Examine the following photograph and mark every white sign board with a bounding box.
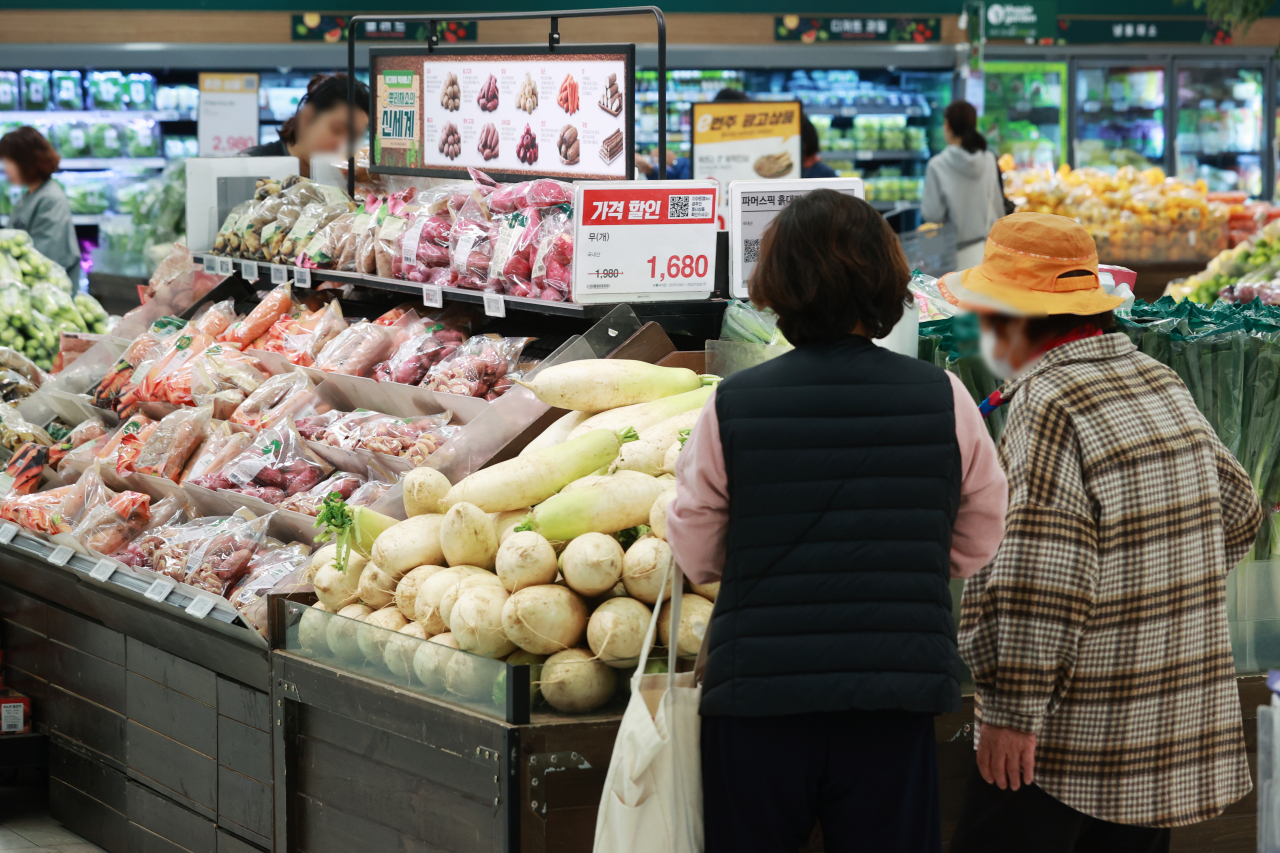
[572,180,719,303]
[728,178,866,299]
[198,73,261,157]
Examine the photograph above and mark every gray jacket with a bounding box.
[922,145,1005,249]
[10,180,79,280]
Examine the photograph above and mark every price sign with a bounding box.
[48,545,74,566]
[186,595,217,619]
[483,293,506,318]
[241,260,259,282]
[572,181,719,303]
[197,73,260,157]
[0,523,17,543]
[203,255,217,274]
[270,265,287,285]
[295,267,311,289]
[727,178,865,300]
[422,284,443,308]
[145,578,176,603]
[216,257,234,276]
[90,559,116,582]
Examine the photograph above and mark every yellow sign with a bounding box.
[199,73,260,94]
[692,101,801,146]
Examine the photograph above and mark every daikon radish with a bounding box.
[384,622,428,677]
[658,594,713,656]
[541,649,616,712]
[649,488,677,540]
[515,360,704,413]
[298,602,332,653]
[560,533,624,597]
[662,441,682,474]
[501,585,588,654]
[372,514,446,574]
[441,429,631,513]
[403,467,451,516]
[568,385,715,441]
[358,606,409,666]
[357,561,409,609]
[587,597,652,667]
[610,409,701,475]
[395,565,448,616]
[450,585,516,658]
[326,603,373,663]
[560,470,651,494]
[441,502,499,568]
[622,537,675,605]
[412,632,459,690]
[526,475,668,541]
[690,581,720,602]
[519,410,591,456]
[496,531,558,591]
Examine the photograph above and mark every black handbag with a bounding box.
[995,151,1016,216]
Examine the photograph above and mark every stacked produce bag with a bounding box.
[0,228,74,292]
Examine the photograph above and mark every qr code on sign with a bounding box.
[668,195,691,219]
[743,239,760,263]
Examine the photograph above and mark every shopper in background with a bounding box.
[637,87,750,180]
[800,115,837,179]
[0,126,79,282]
[668,189,1007,853]
[240,73,370,178]
[922,101,1005,268]
[943,212,1260,853]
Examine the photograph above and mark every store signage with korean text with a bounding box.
[1056,18,1230,44]
[691,100,801,227]
[985,2,1057,41]
[197,73,260,157]
[571,181,719,303]
[774,15,939,43]
[376,69,421,169]
[292,14,476,42]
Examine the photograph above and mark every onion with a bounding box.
[501,585,588,655]
[412,632,459,691]
[496,531,558,591]
[312,552,369,609]
[561,533,624,597]
[298,602,331,653]
[587,597,653,668]
[541,648,617,713]
[358,606,409,666]
[450,585,516,658]
[395,565,448,617]
[403,467,451,517]
[326,603,373,663]
[621,537,674,605]
[657,594,713,656]
[384,622,428,678]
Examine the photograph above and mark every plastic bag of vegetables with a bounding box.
[50,122,89,158]
[31,282,88,332]
[88,122,122,158]
[275,201,351,266]
[0,404,53,451]
[211,201,251,256]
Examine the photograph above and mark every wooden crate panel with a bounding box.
[216,677,269,732]
[127,720,218,812]
[47,638,127,714]
[49,735,127,814]
[217,765,273,840]
[127,636,218,705]
[294,791,470,853]
[47,605,126,665]
[50,777,130,853]
[46,684,126,768]
[0,583,47,634]
[128,671,218,758]
[217,827,268,853]
[4,618,49,678]
[3,662,47,719]
[218,715,271,783]
[128,779,217,853]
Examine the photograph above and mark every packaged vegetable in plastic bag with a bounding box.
[275,201,352,266]
[229,370,314,430]
[181,430,254,485]
[0,405,53,451]
[529,212,573,302]
[314,318,403,377]
[278,470,367,516]
[135,328,214,403]
[294,410,345,441]
[71,490,152,556]
[47,417,107,471]
[300,211,356,270]
[196,423,333,503]
[0,345,45,389]
[88,317,181,414]
[94,414,155,471]
[423,335,532,399]
[185,511,274,596]
[450,193,500,292]
[5,443,49,496]
[720,299,785,345]
[486,176,574,215]
[192,298,239,338]
[190,345,270,418]
[395,209,453,282]
[133,406,212,483]
[229,542,313,636]
[2,465,112,535]
[255,301,347,367]
[219,282,295,348]
[347,463,396,508]
[338,197,379,273]
[372,320,469,385]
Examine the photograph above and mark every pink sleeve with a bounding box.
[948,371,1008,579]
[667,390,728,586]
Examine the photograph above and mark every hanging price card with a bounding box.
[145,578,175,602]
[90,559,116,582]
[216,257,234,276]
[295,267,311,288]
[186,596,217,619]
[0,523,17,543]
[483,293,506,318]
[203,255,217,274]
[270,265,287,285]
[48,545,74,566]
[241,261,259,282]
[572,180,719,303]
[422,284,443,308]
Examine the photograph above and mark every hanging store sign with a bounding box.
[291,15,477,43]
[197,73,260,157]
[1056,18,1230,44]
[773,15,940,43]
[985,2,1057,41]
[691,100,802,228]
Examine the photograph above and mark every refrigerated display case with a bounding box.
[634,69,743,157]
[980,61,1067,168]
[1176,63,1265,197]
[1073,62,1165,171]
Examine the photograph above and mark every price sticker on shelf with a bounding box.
[216,257,234,276]
[0,523,17,544]
[571,181,719,303]
[185,595,217,619]
[48,545,74,566]
[145,578,175,603]
[422,284,443,309]
[295,267,311,289]
[203,255,217,274]
[483,293,506,318]
[90,559,116,582]
[241,261,259,282]
[270,265,287,285]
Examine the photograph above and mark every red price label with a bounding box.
[211,134,255,154]
[647,255,710,281]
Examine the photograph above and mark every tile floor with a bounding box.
[0,788,103,853]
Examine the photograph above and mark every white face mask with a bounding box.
[980,328,1015,380]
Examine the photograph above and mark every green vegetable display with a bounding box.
[21,71,49,111]
[0,229,72,291]
[88,122,122,158]
[720,299,787,345]
[125,73,156,110]
[51,70,83,111]
[0,284,59,371]
[87,71,125,111]
[1180,219,1280,304]
[50,122,89,158]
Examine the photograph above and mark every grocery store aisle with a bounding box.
[0,787,104,852]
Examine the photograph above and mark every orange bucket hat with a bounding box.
[939,212,1126,316]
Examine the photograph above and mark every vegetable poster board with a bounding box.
[691,100,802,229]
[370,46,634,183]
[727,177,865,299]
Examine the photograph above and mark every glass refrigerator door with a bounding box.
[1074,64,1165,171]
[980,61,1067,168]
[1176,65,1264,197]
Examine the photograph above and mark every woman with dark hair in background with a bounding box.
[0,126,79,281]
[922,100,1006,268]
[240,73,370,177]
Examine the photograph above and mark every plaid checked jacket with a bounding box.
[958,333,1262,827]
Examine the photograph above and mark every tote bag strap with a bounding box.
[634,553,683,697]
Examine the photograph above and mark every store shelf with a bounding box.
[1,110,188,122]
[850,150,929,161]
[804,104,928,118]
[1080,101,1163,114]
[59,157,167,170]
[0,215,104,226]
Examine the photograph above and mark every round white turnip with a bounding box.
[372,514,447,575]
[358,606,409,666]
[439,572,503,627]
[444,651,498,699]
[450,585,516,658]
[587,597,652,668]
[561,533,624,597]
[298,602,331,653]
[326,603,373,663]
[412,632,459,691]
[413,566,470,633]
[441,502,498,569]
[501,585,588,655]
[357,561,409,609]
[384,622,428,678]
[658,594,713,656]
[308,544,337,580]
[495,508,532,543]
[690,581,720,602]
[313,552,369,609]
[395,565,448,617]
[649,488,676,541]
[541,648,617,713]
[403,467,451,517]
[496,531,558,591]
[622,537,675,605]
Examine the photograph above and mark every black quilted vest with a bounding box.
[701,335,964,717]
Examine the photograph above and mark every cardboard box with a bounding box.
[1,688,31,734]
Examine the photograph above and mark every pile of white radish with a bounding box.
[297,359,720,715]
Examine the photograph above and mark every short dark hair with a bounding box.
[0,126,60,183]
[1023,311,1116,341]
[801,115,820,159]
[749,189,910,345]
[712,87,749,102]
[944,100,987,154]
[280,73,371,144]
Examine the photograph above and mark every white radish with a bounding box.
[298,602,331,653]
[372,514,446,575]
[658,594,713,656]
[528,475,669,541]
[358,606,409,666]
[610,409,700,475]
[450,585,516,658]
[441,429,628,513]
[690,581,720,602]
[445,651,497,698]
[439,572,503,627]
[496,531,558,591]
[412,632,459,690]
[515,359,703,413]
[568,385,714,441]
[440,502,499,569]
[541,648,617,713]
[560,533,624,597]
[326,603,373,663]
[560,470,651,493]
[414,566,470,633]
[395,565,448,617]
[313,552,369,609]
[384,622,428,678]
[357,561,408,609]
[308,544,337,580]
[587,597,652,667]
[403,467,452,516]
[662,441,682,474]
[501,585,588,655]
[622,537,675,605]
[495,508,532,543]
[649,488,676,540]
[520,410,591,456]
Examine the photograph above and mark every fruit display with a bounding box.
[438,122,460,160]
[516,124,538,165]
[558,125,580,166]
[516,72,538,114]
[1005,161,1228,264]
[476,75,498,112]
[558,74,579,115]
[477,123,499,161]
[439,72,460,111]
[1173,218,1280,304]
